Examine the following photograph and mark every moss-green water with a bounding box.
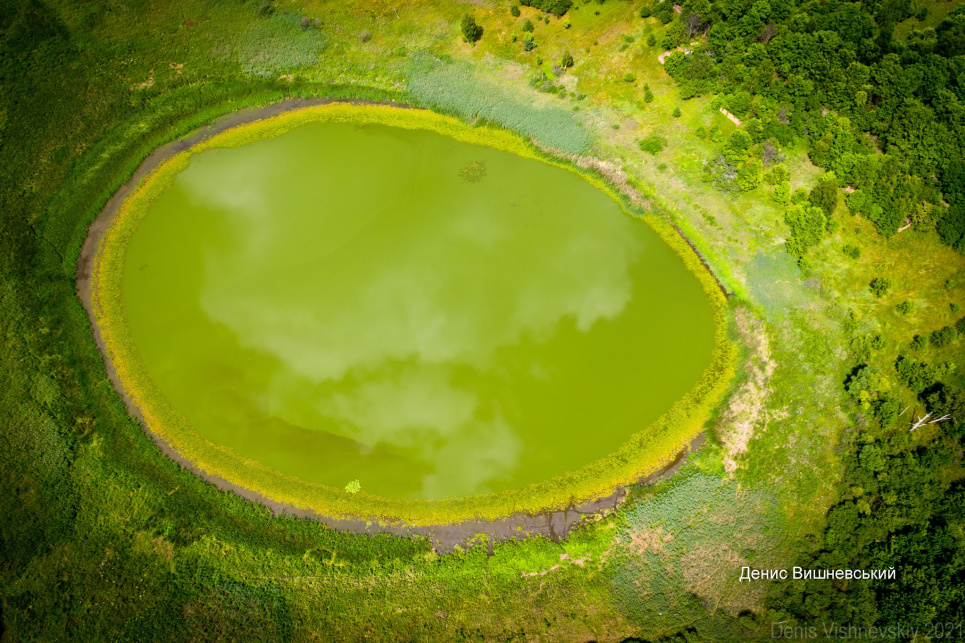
[120,121,715,499]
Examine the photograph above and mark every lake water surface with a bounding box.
[121,121,715,499]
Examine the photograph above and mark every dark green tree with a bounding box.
[870,277,892,298]
[809,179,838,217]
[931,326,957,349]
[461,14,483,42]
[519,0,572,17]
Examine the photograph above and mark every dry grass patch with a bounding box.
[716,308,778,473]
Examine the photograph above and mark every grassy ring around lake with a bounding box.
[89,103,736,526]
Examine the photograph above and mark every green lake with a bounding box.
[121,121,716,500]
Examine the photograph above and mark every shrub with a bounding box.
[842,244,860,259]
[563,19,571,28]
[345,479,361,494]
[895,356,941,394]
[784,205,827,256]
[957,316,965,335]
[951,303,962,313]
[511,4,521,17]
[896,301,913,315]
[522,18,535,31]
[774,181,791,204]
[931,326,957,348]
[624,72,636,82]
[696,126,707,139]
[560,50,574,68]
[523,33,536,50]
[809,179,838,217]
[643,84,654,102]
[519,0,572,17]
[647,33,657,46]
[736,159,763,191]
[461,14,483,42]
[672,106,682,118]
[870,277,892,297]
[765,163,790,185]
[726,91,752,118]
[639,135,666,154]
[846,365,888,409]
[661,19,686,49]
[723,129,752,166]
[640,6,652,17]
[910,334,929,350]
[520,0,573,18]
[846,189,870,215]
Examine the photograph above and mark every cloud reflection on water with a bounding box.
[182,134,642,496]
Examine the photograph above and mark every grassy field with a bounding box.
[2,0,964,640]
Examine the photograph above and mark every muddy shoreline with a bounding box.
[671,223,732,299]
[76,98,707,553]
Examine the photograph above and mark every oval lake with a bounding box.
[121,120,716,500]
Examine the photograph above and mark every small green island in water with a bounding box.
[2,0,965,639]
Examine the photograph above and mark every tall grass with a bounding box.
[611,473,788,634]
[407,55,590,156]
[234,14,329,77]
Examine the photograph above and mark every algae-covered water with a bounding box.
[121,121,715,499]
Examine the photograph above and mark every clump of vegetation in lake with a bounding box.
[458,160,487,182]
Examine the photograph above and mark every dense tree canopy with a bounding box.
[663,0,965,253]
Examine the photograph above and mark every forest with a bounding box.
[663,0,965,250]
